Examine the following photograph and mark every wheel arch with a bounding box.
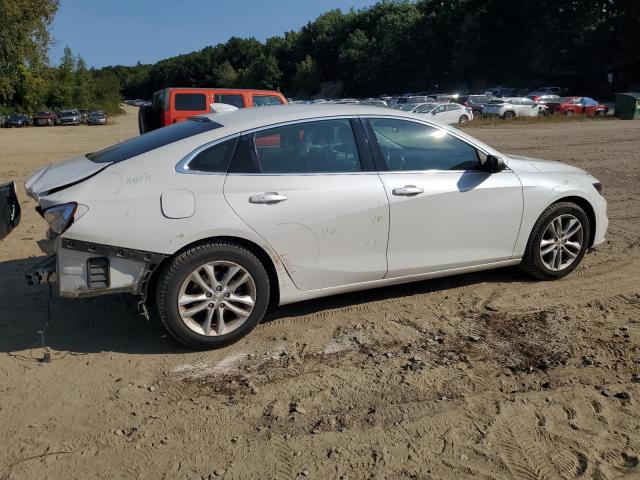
[146,235,281,311]
[551,195,597,248]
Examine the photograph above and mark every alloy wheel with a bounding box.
[177,261,256,336]
[539,214,584,271]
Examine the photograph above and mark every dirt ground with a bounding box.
[0,108,639,480]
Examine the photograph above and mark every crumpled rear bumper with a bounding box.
[25,237,167,299]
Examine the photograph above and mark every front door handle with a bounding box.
[392,185,424,196]
[249,192,288,204]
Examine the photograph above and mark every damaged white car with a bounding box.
[7,104,607,348]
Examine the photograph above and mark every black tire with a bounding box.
[503,110,515,120]
[138,105,158,134]
[458,115,469,124]
[156,242,270,349]
[520,201,590,280]
[565,110,574,117]
[595,109,606,117]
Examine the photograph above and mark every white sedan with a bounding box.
[395,102,473,124]
[482,97,540,119]
[12,104,607,348]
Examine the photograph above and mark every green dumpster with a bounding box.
[614,92,640,119]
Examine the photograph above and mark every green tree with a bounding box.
[293,55,319,97]
[214,60,238,87]
[47,46,76,109]
[0,0,58,106]
[239,53,282,89]
[73,57,96,108]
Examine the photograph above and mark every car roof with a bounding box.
[192,104,500,156]
[198,104,402,129]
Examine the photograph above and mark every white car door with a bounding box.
[224,118,389,291]
[447,104,464,123]
[430,104,448,123]
[521,98,539,117]
[364,117,523,277]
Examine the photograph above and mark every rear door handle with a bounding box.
[249,192,288,204]
[392,185,424,196]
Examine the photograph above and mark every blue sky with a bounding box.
[50,0,378,68]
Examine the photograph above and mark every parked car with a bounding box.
[411,102,473,124]
[482,97,540,119]
[87,111,107,125]
[32,111,58,127]
[394,95,435,106]
[5,113,32,127]
[462,95,491,116]
[57,109,81,126]
[528,86,563,97]
[556,97,609,117]
[13,104,607,348]
[139,88,288,134]
[486,87,518,98]
[530,94,561,104]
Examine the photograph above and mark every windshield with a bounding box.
[87,117,223,164]
[396,104,418,111]
[416,103,437,113]
[60,110,77,116]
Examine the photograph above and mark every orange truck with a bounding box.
[138,87,288,133]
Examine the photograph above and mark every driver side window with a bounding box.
[367,118,482,171]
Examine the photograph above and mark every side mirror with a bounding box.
[483,154,506,173]
[431,111,436,115]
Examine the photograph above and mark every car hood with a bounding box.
[507,154,587,174]
[24,155,111,199]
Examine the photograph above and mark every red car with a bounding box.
[555,97,608,117]
[32,111,58,126]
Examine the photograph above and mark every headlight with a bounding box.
[43,202,77,234]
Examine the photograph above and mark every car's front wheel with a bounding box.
[503,110,515,120]
[458,115,469,124]
[520,202,590,280]
[157,242,270,348]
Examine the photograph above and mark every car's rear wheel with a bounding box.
[458,115,469,124]
[595,110,606,117]
[156,242,270,349]
[503,110,515,120]
[565,110,574,117]
[520,202,590,280]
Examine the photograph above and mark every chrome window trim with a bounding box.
[176,113,502,176]
[175,133,239,175]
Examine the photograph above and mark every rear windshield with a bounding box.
[87,118,223,164]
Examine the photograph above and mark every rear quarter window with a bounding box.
[214,94,245,108]
[252,95,284,107]
[87,118,223,164]
[174,93,207,111]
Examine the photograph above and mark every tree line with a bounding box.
[1,0,638,113]
[0,0,121,114]
[106,0,639,100]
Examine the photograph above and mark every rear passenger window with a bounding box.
[231,119,361,174]
[214,94,245,108]
[252,95,283,107]
[368,118,481,171]
[188,137,238,173]
[174,93,207,111]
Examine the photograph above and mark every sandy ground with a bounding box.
[0,108,639,480]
